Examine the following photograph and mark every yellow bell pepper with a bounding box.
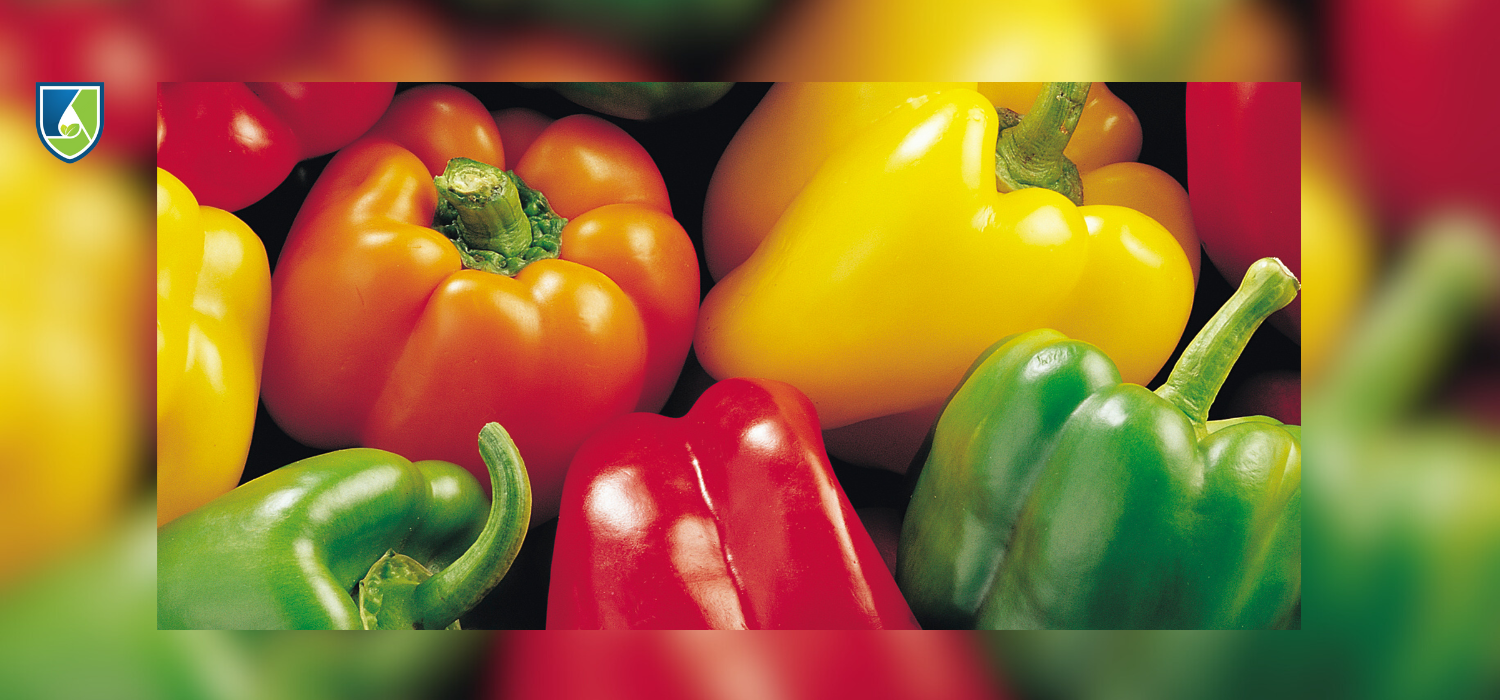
[695,89,1193,450]
[156,168,271,525]
[703,82,975,282]
[0,105,142,583]
[979,82,1200,281]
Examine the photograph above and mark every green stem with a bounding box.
[435,158,532,256]
[432,159,567,277]
[411,423,532,630]
[1316,213,1499,430]
[994,82,1091,205]
[1157,258,1300,428]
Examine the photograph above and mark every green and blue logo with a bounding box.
[37,83,103,162]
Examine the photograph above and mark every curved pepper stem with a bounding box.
[433,159,566,276]
[409,422,532,629]
[1157,258,1300,432]
[993,82,1091,205]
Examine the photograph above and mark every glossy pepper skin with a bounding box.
[156,82,396,211]
[261,84,698,527]
[1186,82,1301,339]
[981,82,1199,280]
[548,378,918,629]
[702,82,973,282]
[158,423,530,630]
[899,259,1302,630]
[156,168,270,526]
[696,87,1193,439]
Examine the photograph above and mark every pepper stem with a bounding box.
[1156,258,1300,428]
[410,422,532,630]
[432,160,567,277]
[994,82,1091,205]
[435,158,533,257]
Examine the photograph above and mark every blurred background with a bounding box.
[3,0,1499,697]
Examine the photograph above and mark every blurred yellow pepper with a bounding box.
[0,106,143,583]
[696,89,1193,455]
[156,169,270,526]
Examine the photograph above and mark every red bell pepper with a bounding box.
[156,82,396,211]
[261,84,698,527]
[489,631,1005,698]
[548,378,918,629]
[1186,82,1302,340]
[1335,0,1500,231]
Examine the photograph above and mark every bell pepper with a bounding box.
[1335,0,1499,232]
[1186,82,1302,339]
[489,632,1005,698]
[703,82,972,282]
[261,84,699,526]
[0,104,140,584]
[980,82,1200,280]
[899,258,1302,630]
[547,377,918,629]
[1300,101,1375,379]
[696,87,1194,468]
[1310,215,1500,699]
[156,168,271,526]
[158,422,530,630]
[155,82,396,211]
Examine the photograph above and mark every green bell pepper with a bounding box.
[899,258,1302,630]
[158,423,531,630]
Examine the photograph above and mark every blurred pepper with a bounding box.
[1300,100,1375,379]
[489,631,1006,698]
[1307,214,1500,699]
[156,82,396,211]
[0,105,142,584]
[548,378,918,629]
[155,168,270,526]
[1335,0,1500,231]
[1186,82,1301,340]
[261,84,698,526]
[697,87,1193,469]
[901,259,1301,629]
[158,423,530,630]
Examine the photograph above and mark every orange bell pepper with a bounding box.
[260,85,699,526]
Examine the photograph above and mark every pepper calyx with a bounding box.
[357,550,462,630]
[433,159,567,277]
[993,82,1091,205]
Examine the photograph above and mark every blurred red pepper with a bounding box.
[144,0,324,77]
[156,82,396,211]
[1186,82,1302,340]
[0,2,162,158]
[548,378,918,629]
[1335,0,1500,231]
[489,631,1005,698]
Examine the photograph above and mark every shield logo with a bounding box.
[36,82,103,163]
